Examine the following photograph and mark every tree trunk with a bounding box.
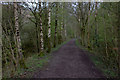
[47,2,51,53]
[39,2,44,55]
[3,29,17,70]
[94,2,98,48]
[103,9,109,65]
[35,22,40,53]
[14,2,26,69]
[59,3,64,44]
[64,23,67,40]
[87,2,91,49]
[117,2,120,77]
[54,3,58,48]
[43,3,48,50]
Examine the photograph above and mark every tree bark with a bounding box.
[94,2,98,48]
[102,9,109,65]
[47,2,51,53]
[3,28,17,70]
[87,2,91,49]
[39,2,44,54]
[35,22,40,53]
[117,2,120,77]
[14,2,26,69]
[54,3,58,48]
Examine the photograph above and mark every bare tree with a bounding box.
[54,3,58,48]
[47,2,52,52]
[39,2,44,55]
[14,2,26,68]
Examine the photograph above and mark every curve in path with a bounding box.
[33,39,104,78]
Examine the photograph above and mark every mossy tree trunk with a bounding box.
[2,28,17,70]
[117,2,120,77]
[14,2,26,69]
[47,2,51,53]
[102,9,109,66]
[94,2,98,49]
[54,3,58,48]
[39,2,44,55]
[36,22,40,53]
[43,2,48,50]
[87,2,91,49]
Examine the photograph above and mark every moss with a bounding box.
[58,34,62,45]
[38,51,45,57]
[17,54,49,78]
[47,38,51,53]
[12,60,17,71]
[10,70,15,78]
[47,45,51,53]
[19,58,28,69]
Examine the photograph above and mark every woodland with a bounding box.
[1,1,120,78]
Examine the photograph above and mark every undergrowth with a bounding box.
[75,39,117,78]
[2,39,70,78]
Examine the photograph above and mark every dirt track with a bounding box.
[33,39,105,78]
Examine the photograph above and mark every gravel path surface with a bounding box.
[33,39,104,78]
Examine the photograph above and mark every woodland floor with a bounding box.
[33,39,105,78]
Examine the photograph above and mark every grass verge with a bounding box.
[51,39,70,53]
[75,39,117,78]
[14,54,49,78]
[3,39,70,78]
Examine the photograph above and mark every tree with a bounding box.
[87,2,91,49]
[117,2,120,77]
[28,2,40,53]
[14,2,26,69]
[39,2,44,55]
[54,3,58,48]
[94,2,98,49]
[47,2,52,53]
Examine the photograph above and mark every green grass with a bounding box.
[13,40,70,78]
[75,39,117,78]
[2,53,49,78]
[2,39,70,78]
[51,39,70,53]
[89,53,117,78]
[13,54,49,78]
